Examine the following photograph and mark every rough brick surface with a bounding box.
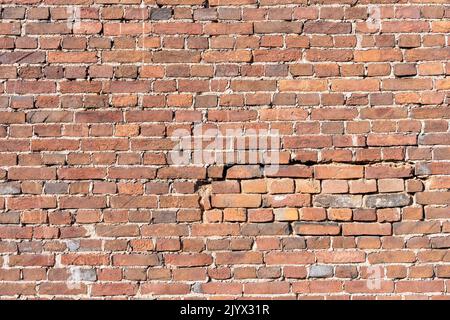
[0,0,449,299]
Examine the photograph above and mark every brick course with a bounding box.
[0,0,449,299]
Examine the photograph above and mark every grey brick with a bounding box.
[150,8,172,20]
[314,194,362,208]
[45,182,69,194]
[365,193,411,208]
[0,182,21,195]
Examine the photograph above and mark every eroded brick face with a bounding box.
[0,0,449,299]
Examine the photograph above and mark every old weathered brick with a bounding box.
[304,21,351,34]
[365,193,412,208]
[0,182,21,195]
[342,223,392,236]
[314,195,363,208]
[309,265,334,278]
[273,208,298,221]
[293,222,340,235]
[150,8,172,20]
[212,194,261,208]
[0,0,447,299]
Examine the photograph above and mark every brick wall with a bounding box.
[0,0,449,299]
